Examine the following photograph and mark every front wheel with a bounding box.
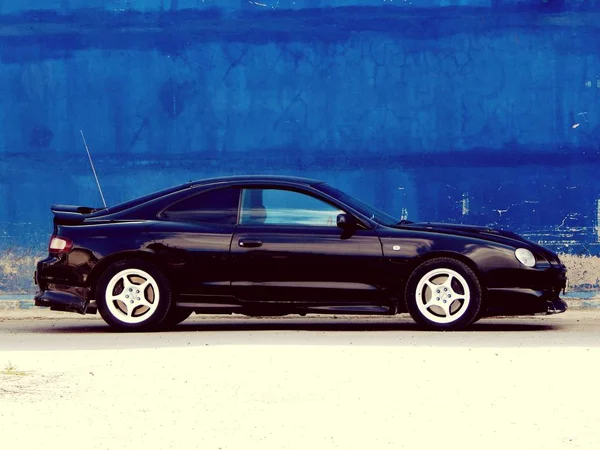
[96,259,172,331]
[405,258,482,331]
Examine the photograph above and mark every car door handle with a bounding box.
[238,239,263,248]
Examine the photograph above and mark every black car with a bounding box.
[34,175,568,331]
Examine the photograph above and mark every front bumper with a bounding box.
[546,297,568,314]
[485,287,567,316]
[484,259,568,317]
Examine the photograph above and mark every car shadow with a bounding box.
[33,316,559,334]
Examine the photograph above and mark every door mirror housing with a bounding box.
[336,213,356,230]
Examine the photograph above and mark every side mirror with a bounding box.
[336,213,355,230]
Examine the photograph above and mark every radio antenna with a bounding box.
[80,130,107,209]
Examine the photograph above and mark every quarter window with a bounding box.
[162,188,239,224]
[239,188,343,226]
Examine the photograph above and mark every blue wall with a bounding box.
[1,0,599,257]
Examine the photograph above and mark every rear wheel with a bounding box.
[96,259,172,331]
[405,258,482,331]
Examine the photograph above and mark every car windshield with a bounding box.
[318,183,400,227]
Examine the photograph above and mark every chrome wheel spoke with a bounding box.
[122,277,136,292]
[443,274,454,289]
[423,298,436,309]
[445,285,457,296]
[442,302,453,317]
[126,303,137,317]
[113,291,127,303]
[140,298,154,309]
[426,281,443,303]
[425,281,438,292]
[136,280,150,293]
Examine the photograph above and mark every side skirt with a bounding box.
[176,301,392,316]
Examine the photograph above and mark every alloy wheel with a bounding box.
[104,268,160,324]
[415,268,471,324]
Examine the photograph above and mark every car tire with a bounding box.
[405,257,482,331]
[160,308,193,329]
[96,259,172,332]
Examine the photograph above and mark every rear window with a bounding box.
[161,188,240,225]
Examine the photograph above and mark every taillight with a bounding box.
[49,236,73,254]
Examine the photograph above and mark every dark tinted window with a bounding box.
[162,188,239,224]
[240,188,342,226]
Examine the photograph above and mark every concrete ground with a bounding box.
[1,310,599,450]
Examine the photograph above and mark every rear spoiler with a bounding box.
[51,204,106,225]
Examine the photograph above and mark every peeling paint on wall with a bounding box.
[461,193,470,216]
[558,254,600,291]
[596,199,600,243]
[0,250,42,294]
[400,208,408,221]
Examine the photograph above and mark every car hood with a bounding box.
[389,222,561,263]
[399,222,528,243]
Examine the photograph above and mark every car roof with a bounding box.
[189,175,324,187]
[95,175,325,216]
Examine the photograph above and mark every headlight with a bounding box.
[515,248,536,267]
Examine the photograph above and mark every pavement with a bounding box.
[1,308,600,348]
[1,311,600,450]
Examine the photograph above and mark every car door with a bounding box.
[230,186,385,305]
[154,186,240,300]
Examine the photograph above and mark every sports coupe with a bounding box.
[34,175,568,331]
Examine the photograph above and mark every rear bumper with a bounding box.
[34,255,95,315]
[35,290,89,314]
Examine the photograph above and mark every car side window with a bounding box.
[239,188,343,226]
[162,188,240,225]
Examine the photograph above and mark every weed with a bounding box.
[1,361,28,377]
